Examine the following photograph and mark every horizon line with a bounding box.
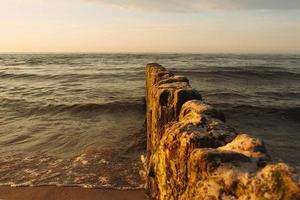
[1,51,300,55]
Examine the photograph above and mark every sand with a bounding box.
[0,186,148,200]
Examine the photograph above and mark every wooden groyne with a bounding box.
[145,63,300,200]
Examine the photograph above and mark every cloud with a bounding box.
[86,0,300,12]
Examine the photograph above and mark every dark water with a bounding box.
[0,54,299,188]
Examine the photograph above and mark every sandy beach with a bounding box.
[0,186,148,200]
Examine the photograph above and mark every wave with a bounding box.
[204,92,250,99]
[203,91,300,101]
[213,103,300,122]
[0,72,54,79]
[170,65,287,72]
[255,91,300,100]
[0,98,145,116]
[0,151,145,190]
[37,101,146,114]
[174,69,300,80]
[0,71,144,81]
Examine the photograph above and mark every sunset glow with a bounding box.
[0,0,299,53]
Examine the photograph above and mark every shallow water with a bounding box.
[0,53,299,188]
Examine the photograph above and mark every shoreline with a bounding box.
[0,186,148,200]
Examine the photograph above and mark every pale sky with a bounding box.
[0,0,300,53]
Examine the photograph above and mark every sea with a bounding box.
[0,53,299,189]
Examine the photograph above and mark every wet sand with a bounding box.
[0,186,148,200]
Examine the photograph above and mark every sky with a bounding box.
[0,0,299,53]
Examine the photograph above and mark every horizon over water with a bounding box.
[0,53,299,189]
[1,52,300,55]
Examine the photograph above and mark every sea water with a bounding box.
[0,53,299,188]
